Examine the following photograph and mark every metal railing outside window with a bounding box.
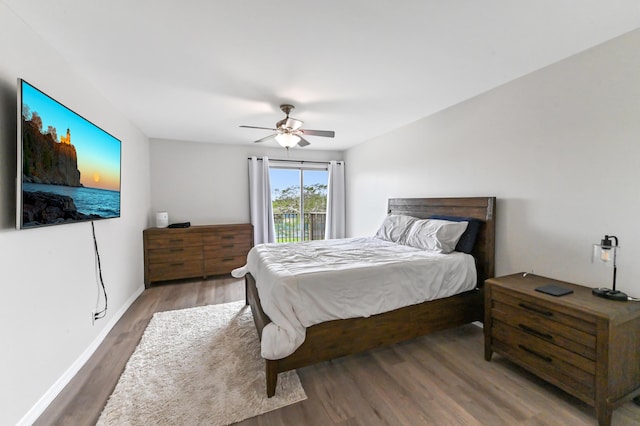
[274,212,326,243]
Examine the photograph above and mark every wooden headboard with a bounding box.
[387,197,496,284]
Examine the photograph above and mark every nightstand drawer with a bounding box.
[492,301,596,360]
[492,336,594,401]
[492,287,596,335]
[492,320,595,375]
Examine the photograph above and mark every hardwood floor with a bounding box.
[36,277,640,425]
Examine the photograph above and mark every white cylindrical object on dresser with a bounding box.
[156,211,169,228]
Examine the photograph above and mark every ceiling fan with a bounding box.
[240,104,335,148]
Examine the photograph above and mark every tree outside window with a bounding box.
[270,168,328,242]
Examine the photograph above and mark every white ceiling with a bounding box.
[5,0,640,151]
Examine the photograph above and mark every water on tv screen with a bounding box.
[17,79,121,229]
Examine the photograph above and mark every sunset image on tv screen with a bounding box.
[20,80,121,228]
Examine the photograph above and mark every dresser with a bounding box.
[143,223,253,287]
[484,273,640,426]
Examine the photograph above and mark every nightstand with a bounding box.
[484,273,640,426]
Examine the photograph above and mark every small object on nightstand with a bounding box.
[591,287,628,301]
[535,284,573,297]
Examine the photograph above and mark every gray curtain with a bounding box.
[325,160,345,239]
[248,156,276,244]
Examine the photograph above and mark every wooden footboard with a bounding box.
[246,272,483,396]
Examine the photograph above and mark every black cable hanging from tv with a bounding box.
[91,221,108,321]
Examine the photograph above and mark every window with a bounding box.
[270,164,328,243]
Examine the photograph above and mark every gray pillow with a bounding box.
[375,215,418,243]
[403,219,469,253]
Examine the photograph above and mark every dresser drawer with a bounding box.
[146,233,202,249]
[147,246,203,264]
[203,232,252,246]
[492,301,596,360]
[204,255,247,275]
[148,260,203,281]
[204,241,252,258]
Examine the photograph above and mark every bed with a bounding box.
[243,197,496,396]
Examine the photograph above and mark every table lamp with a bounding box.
[591,235,628,301]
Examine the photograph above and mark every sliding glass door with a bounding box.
[270,166,328,243]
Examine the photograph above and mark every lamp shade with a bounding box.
[275,133,301,148]
[592,236,619,264]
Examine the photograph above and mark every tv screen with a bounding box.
[17,79,121,229]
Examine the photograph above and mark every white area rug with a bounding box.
[97,301,306,425]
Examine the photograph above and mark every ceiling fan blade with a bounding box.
[240,125,278,131]
[297,137,311,147]
[254,134,277,144]
[300,129,335,138]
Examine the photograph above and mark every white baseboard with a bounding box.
[17,284,145,426]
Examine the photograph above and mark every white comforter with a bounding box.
[232,237,477,360]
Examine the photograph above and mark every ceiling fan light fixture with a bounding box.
[240,103,334,148]
[275,133,301,148]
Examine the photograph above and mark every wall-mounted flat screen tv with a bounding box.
[17,79,121,229]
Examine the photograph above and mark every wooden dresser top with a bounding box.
[144,223,252,235]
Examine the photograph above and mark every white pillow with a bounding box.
[403,219,469,253]
[375,215,417,243]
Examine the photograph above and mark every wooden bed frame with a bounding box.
[245,197,496,396]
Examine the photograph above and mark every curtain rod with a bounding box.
[248,157,343,165]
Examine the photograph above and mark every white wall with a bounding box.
[345,29,640,297]
[0,5,151,425]
[149,138,343,225]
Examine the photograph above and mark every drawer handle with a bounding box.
[222,244,234,249]
[518,345,552,363]
[222,236,234,240]
[169,248,184,252]
[169,239,184,244]
[222,257,235,262]
[518,303,553,317]
[170,262,184,267]
[518,324,553,341]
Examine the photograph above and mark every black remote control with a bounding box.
[167,222,191,228]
